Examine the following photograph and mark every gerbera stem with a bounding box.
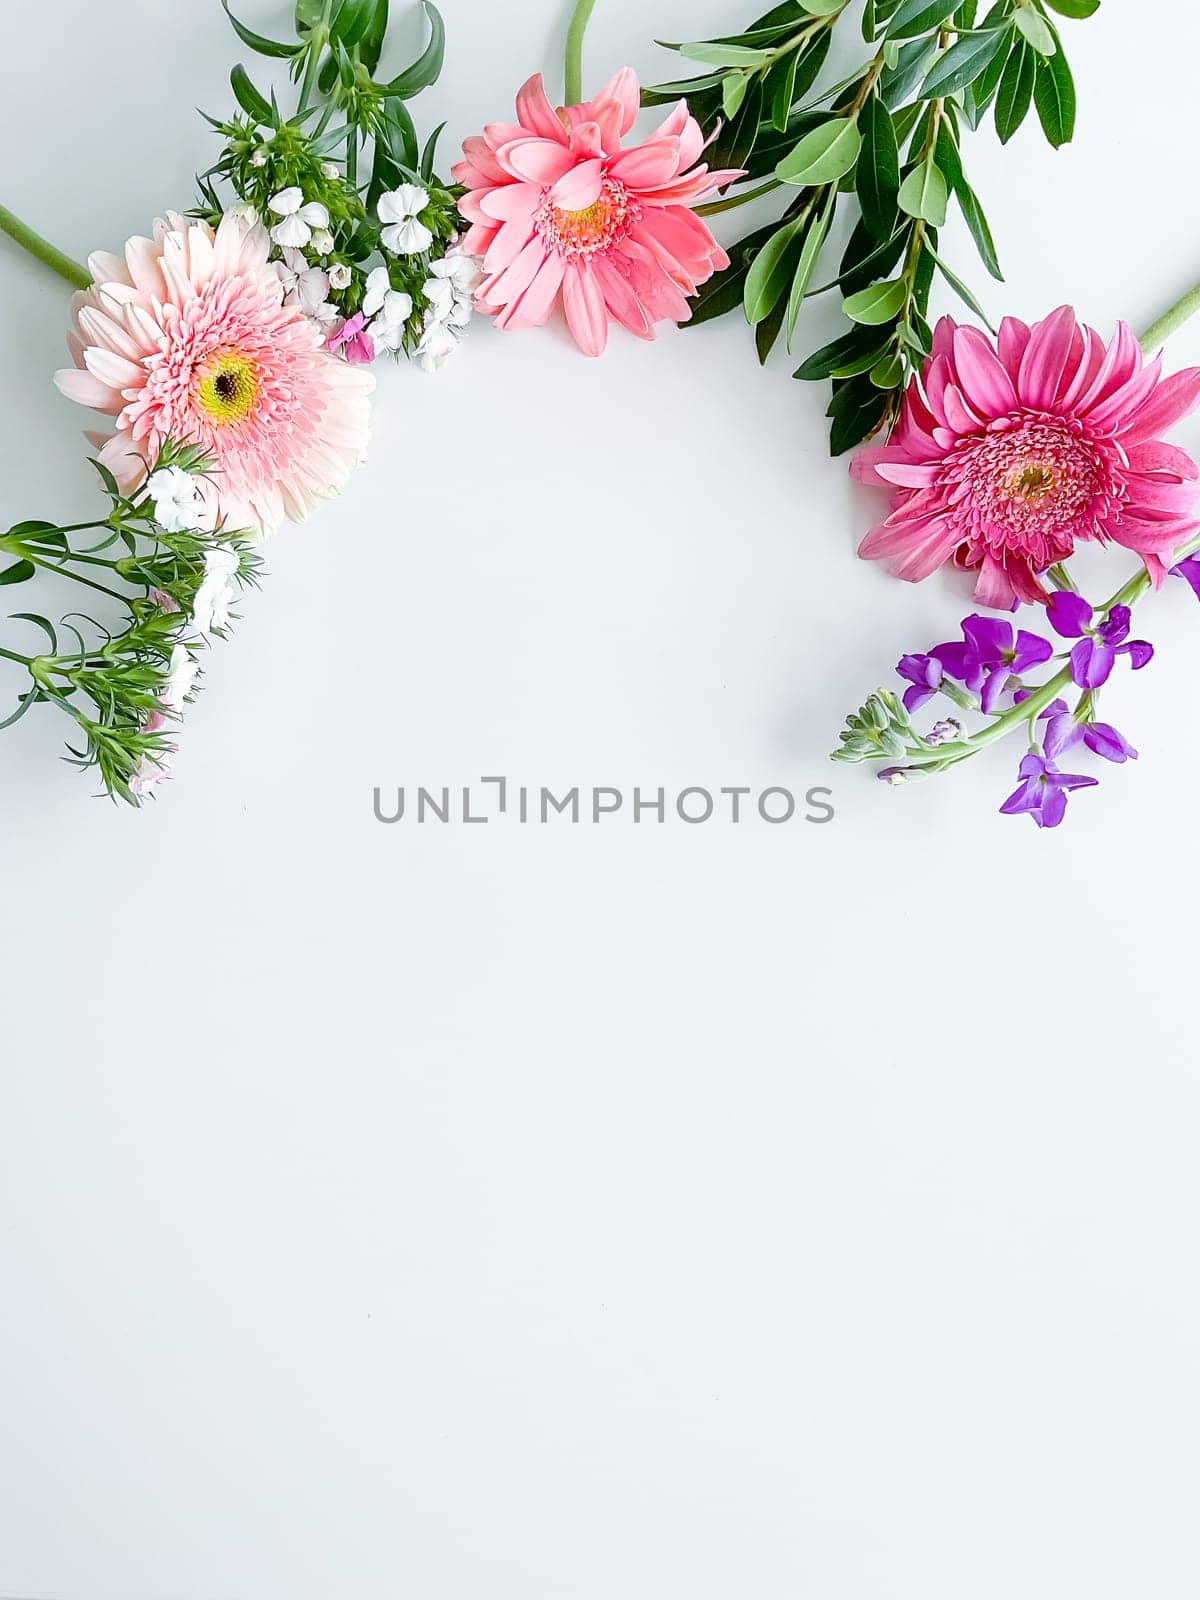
[0,205,89,291]
[564,0,599,105]
[1140,280,1200,353]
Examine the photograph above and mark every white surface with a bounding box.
[3,3,1200,1597]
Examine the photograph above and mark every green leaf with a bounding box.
[842,277,908,324]
[786,195,835,343]
[1014,8,1056,54]
[1033,43,1076,145]
[994,39,1035,142]
[797,0,847,12]
[879,36,938,108]
[827,375,891,454]
[856,95,900,242]
[794,323,882,379]
[230,64,273,124]
[776,117,862,185]
[766,50,800,132]
[10,613,58,651]
[870,350,906,387]
[886,0,957,40]
[1042,0,1099,15]
[744,214,809,323]
[296,0,324,28]
[920,28,1007,99]
[898,158,947,225]
[332,0,376,48]
[929,247,996,330]
[0,560,35,586]
[677,42,773,67]
[220,1,300,58]
[361,0,390,72]
[831,338,893,376]
[723,73,750,118]
[381,1,445,97]
[955,178,1003,279]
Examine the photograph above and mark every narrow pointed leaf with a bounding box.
[856,95,900,242]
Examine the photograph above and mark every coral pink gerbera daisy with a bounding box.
[55,211,374,536]
[452,70,741,356]
[854,306,1200,607]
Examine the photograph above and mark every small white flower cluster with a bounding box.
[129,471,245,798]
[362,267,413,355]
[415,250,481,372]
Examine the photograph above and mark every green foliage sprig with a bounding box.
[0,445,261,806]
[198,0,462,356]
[645,0,1099,452]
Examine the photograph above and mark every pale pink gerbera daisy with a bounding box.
[55,211,374,536]
[452,70,741,356]
[854,306,1200,607]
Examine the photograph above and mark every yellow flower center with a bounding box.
[196,350,260,425]
[1007,462,1056,501]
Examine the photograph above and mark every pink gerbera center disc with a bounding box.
[946,415,1113,565]
[534,177,640,258]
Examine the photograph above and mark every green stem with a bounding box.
[0,205,89,290]
[0,645,32,667]
[16,548,129,604]
[1140,281,1200,352]
[564,0,598,105]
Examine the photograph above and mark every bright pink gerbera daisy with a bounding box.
[452,70,740,356]
[56,212,374,536]
[854,306,1200,607]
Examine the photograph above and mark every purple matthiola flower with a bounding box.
[896,653,942,713]
[1000,753,1098,828]
[1046,590,1154,689]
[1037,700,1139,764]
[958,615,1053,712]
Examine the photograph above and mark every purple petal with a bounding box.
[1052,769,1100,793]
[1046,589,1093,638]
[1000,778,1041,816]
[1011,630,1053,672]
[1122,640,1155,670]
[1037,787,1070,827]
[962,614,1013,668]
[1082,721,1138,763]
[980,667,1012,713]
[902,682,936,712]
[1043,712,1083,759]
[1070,637,1116,689]
[1098,604,1131,646]
[930,641,970,680]
[897,652,941,690]
[1037,699,1070,720]
[1170,553,1200,600]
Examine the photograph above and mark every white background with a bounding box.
[3,2,1199,1596]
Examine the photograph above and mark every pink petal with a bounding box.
[550,157,604,210]
[54,366,122,411]
[483,215,537,275]
[996,315,1031,373]
[608,139,683,190]
[858,511,960,580]
[562,262,609,356]
[589,67,639,134]
[592,257,653,340]
[570,121,605,162]
[496,250,566,330]
[500,138,575,185]
[516,73,568,143]
[1119,367,1200,447]
[1016,304,1077,409]
[1126,440,1199,479]
[483,234,549,308]
[951,325,1018,419]
[480,183,540,223]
